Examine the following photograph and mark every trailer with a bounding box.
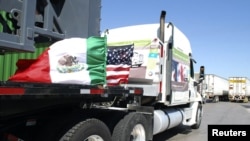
[195,73,229,103]
[228,77,250,103]
[205,74,229,102]
[0,1,205,141]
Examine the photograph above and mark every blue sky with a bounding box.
[100,0,250,79]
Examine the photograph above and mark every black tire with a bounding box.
[112,112,149,141]
[212,96,219,103]
[191,103,202,129]
[202,97,206,104]
[60,118,112,141]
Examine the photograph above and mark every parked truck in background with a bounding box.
[195,73,229,103]
[0,1,205,141]
[228,77,250,103]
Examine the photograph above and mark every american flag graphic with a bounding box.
[106,44,134,86]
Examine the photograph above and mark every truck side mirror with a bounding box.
[194,81,199,86]
[199,66,205,80]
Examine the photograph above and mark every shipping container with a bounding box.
[0,43,49,81]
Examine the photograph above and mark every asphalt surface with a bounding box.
[153,101,250,141]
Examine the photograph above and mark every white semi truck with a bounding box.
[228,77,250,102]
[0,1,205,141]
[195,73,229,103]
[205,74,229,102]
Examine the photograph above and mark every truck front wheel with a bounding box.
[191,103,202,129]
[59,118,111,141]
[112,112,149,141]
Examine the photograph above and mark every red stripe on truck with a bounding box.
[134,89,143,95]
[5,133,22,141]
[90,89,104,94]
[0,88,25,95]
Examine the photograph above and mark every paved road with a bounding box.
[153,101,250,141]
